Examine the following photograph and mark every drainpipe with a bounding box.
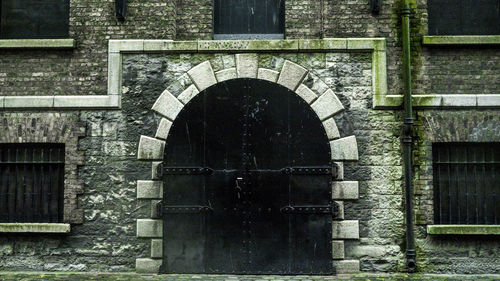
[402,0,416,272]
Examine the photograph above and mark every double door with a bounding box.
[160,79,336,274]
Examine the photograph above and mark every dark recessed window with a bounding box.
[214,0,285,40]
[0,143,65,223]
[0,0,70,39]
[433,143,499,225]
[428,0,500,35]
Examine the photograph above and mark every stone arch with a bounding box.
[135,56,360,273]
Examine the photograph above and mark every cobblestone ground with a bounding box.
[0,273,499,281]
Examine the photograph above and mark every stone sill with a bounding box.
[427,225,500,235]
[0,39,75,49]
[422,35,500,46]
[0,223,71,233]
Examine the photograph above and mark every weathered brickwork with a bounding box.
[0,113,85,224]
[0,0,499,277]
[412,110,500,273]
[0,0,176,97]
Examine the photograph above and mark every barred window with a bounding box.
[0,0,70,39]
[214,0,285,40]
[428,0,500,35]
[433,143,499,225]
[0,143,65,223]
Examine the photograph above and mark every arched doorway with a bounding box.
[159,78,337,274]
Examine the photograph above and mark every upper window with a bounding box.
[428,0,500,35]
[213,0,285,40]
[0,0,70,39]
[0,143,65,223]
[433,143,499,225]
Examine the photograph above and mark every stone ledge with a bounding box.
[0,223,70,233]
[0,39,75,49]
[427,225,500,235]
[373,94,500,109]
[1,95,120,109]
[422,35,500,45]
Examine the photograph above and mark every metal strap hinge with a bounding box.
[157,201,213,214]
[280,202,340,217]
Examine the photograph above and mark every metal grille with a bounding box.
[213,0,285,39]
[433,143,499,225]
[0,0,70,39]
[0,143,65,223]
[428,0,500,35]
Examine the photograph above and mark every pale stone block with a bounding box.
[151,239,163,258]
[151,161,162,180]
[236,53,258,78]
[334,162,344,180]
[330,136,359,161]
[187,61,217,91]
[136,258,162,273]
[151,200,161,219]
[347,38,375,50]
[332,220,359,239]
[107,52,122,96]
[257,68,280,82]
[137,136,165,160]
[322,118,340,140]
[277,60,308,91]
[335,201,344,220]
[295,84,318,104]
[332,181,359,200]
[441,94,476,107]
[4,96,53,108]
[137,180,163,199]
[108,39,144,53]
[137,219,163,238]
[151,89,184,121]
[155,118,173,140]
[333,260,360,273]
[332,240,345,260]
[477,94,500,107]
[215,68,237,82]
[53,96,117,108]
[177,84,199,105]
[311,89,344,121]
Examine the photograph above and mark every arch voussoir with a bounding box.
[236,53,258,78]
[277,60,308,91]
[311,89,344,121]
[187,61,217,91]
[330,136,359,161]
[177,84,199,105]
[151,89,184,121]
[257,68,279,82]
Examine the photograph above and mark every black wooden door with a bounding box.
[161,78,334,274]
